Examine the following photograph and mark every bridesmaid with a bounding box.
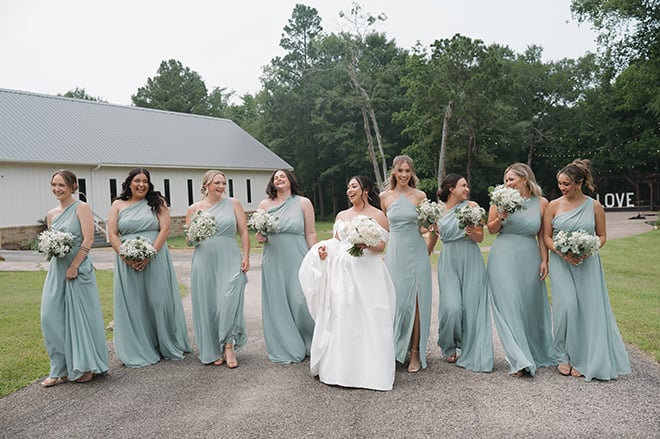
[542,159,631,381]
[255,169,316,363]
[380,155,433,373]
[187,170,249,368]
[108,168,191,367]
[428,174,493,372]
[486,163,554,377]
[40,170,109,386]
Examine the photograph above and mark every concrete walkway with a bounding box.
[0,212,658,438]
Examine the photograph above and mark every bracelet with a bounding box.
[80,246,90,253]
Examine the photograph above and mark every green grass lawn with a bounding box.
[0,229,657,397]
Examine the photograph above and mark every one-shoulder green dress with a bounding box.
[41,201,109,380]
[261,196,315,363]
[436,200,493,372]
[549,197,631,381]
[113,200,191,367]
[190,198,248,364]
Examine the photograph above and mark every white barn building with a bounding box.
[0,88,291,249]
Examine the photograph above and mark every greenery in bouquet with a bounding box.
[185,210,216,245]
[37,229,74,260]
[247,209,279,235]
[553,229,600,259]
[119,236,158,260]
[488,184,526,214]
[345,215,384,257]
[416,199,446,228]
[455,204,486,235]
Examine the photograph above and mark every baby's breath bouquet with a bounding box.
[37,229,74,259]
[417,199,446,228]
[488,185,526,214]
[247,209,279,235]
[119,236,157,260]
[345,215,384,257]
[455,204,486,235]
[186,211,216,244]
[553,230,600,259]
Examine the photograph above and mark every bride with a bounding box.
[299,175,396,391]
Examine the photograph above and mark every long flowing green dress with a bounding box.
[486,196,554,375]
[261,195,315,363]
[384,196,432,369]
[41,201,109,381]
[190,198,248,364]
[436,200,493,372]
[549,197,631,381]
[113,200,191,367]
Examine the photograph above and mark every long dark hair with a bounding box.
[437,174,464,203]
[265,169,304,200]
[350,175,381,210]
[116,168,165,214]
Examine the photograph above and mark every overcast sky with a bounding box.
[0,0,597,106]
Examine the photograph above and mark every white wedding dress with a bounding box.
[299,221,396,391]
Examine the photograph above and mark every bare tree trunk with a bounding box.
[466,130,474,186]
[438,101,453,188]
[359,100,384,189]
[367,105,387,181]
[316,176,325,219]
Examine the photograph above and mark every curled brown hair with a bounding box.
[557,159,595,192]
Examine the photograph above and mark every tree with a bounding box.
[60,87,105,102]
[132,59,209,115]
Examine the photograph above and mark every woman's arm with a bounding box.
[66,203,94,280]
[594,199,607,249]
[486,204,507,234]
[301,197,317,248]
[537,197,549,280]
[232,199,251,272]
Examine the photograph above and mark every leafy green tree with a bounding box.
[60,87,105,102]
[132,59,209,115]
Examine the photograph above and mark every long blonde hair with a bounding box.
[389,155,419,189]
[505,163,542,197]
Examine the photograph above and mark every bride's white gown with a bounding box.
[299,221,396,391]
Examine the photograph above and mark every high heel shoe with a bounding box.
[41,376,68,387]
[407,349,421,373]
[224,345,238,369]
[75,371,93,383]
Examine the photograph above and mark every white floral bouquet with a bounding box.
[186,211,216,244]
[247,209,279,235]
[455,204,486,234]
[417,199,446,228]
[37,229,74,259]
[345,215,384,257]
[488,184,526,214]
[119,236,158,260]
[553,229,600,259]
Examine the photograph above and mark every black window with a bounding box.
[228,179,234,197]
[78,178,87,202]
[246,179,252,203]
[187,179,194,205]
[163,179,171,206]
[109,179,117,202]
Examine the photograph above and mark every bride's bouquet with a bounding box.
[553,229,600,259]
[37,229,74,259]
[488,184,526,214]
[455,204,486,235]
[345,215,384,257]
[185,211,216,244]
[417,199,446,228]
[119,236,158,260]
[247,209,279,235]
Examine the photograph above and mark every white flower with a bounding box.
[455,204,486,234]
[344,215,384,257]
[488,184,526,214]
[37,229,74,259]
[553,229,600,258]
[185,211,216,244]
[417,199,446,227]
[119,236,158,260]
[247,209,279,235]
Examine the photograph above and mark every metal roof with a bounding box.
[0,88,291,170]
